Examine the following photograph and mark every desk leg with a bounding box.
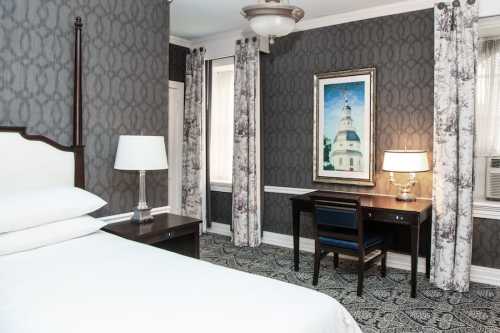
[425,218,431,279]
[195,225,200,259]
[293,204,300,271]
[411,224,420,298]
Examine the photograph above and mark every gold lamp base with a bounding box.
[389,172,418,202]
[396,191,416,202]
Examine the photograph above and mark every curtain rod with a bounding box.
[191,47,204,53]
[437,0,475,9]
[236,37,258,45]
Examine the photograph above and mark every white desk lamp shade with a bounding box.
[114,135,168,171]
[382,150,429,173]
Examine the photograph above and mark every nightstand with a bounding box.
[103,213,202,259]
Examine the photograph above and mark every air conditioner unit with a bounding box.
[486,156,500,200]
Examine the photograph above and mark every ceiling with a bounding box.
[170,0,408,40]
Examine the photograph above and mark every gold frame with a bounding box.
[313,67,376,186]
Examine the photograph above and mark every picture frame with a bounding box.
[313,67,376,186]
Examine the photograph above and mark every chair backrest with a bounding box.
[311,194,363,247]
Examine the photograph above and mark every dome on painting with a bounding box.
[334,130,360,143]
[330,94,363,172]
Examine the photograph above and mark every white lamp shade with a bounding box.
[382,150,429,173]
[249,15,296,37]
[114,135,168,171]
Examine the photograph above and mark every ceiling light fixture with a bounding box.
[241,0,304,44]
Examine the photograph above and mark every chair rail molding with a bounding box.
[264,186,500,220]
[210,182,233,193]
[473,200,500,220]
[101,206,171,224]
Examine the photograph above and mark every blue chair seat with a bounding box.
[319,232,384,251]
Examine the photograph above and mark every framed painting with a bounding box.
[313,68,376,186]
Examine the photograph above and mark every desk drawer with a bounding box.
[364,210,415,225]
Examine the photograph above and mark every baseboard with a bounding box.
[262,230,428,273]
[207,221,232,236]
[100,206,171,223]
[207,222,500,287]
[470,265,500,287]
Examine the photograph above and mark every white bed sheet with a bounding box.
[0,231,362,333]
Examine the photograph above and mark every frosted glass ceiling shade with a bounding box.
[114,135,168,171]
[249,15,296,37]
[242,0,304,40]
[382,150,429,173]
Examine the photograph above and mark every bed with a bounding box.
[0,17,361,333]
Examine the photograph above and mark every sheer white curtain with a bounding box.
[210,60,234,185]
[476,39,500,157]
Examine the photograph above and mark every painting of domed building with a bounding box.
[314,68,376,186]
[331,95,363,172]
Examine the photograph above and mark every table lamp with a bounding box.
[382,150,429,201]
[114,135,168,223]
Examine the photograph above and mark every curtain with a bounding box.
[182,48,206,230]
[476,39,500,157]
[431,0,478,292]
[232,38,261,247]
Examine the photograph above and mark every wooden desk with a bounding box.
[290,191,432,298]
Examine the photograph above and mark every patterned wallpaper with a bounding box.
[0,0,170,216]
[472,218,500,268]
[210,191,232,225]
[261,9,434,198]
[169,43,189,83]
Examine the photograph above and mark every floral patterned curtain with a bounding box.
[232,38,261,247]
[182,48,205,228]
[431,0,478,292]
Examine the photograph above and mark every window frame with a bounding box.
[207,56,235,193]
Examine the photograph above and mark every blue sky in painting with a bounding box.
[323,81,365,143]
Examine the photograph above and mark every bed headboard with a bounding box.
[0,18,84,192]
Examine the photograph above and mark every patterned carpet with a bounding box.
[200,233,500,333]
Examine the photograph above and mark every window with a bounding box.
[209,57,234,189]
[475,38,500,200]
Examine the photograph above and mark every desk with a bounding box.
[290,191,432,298]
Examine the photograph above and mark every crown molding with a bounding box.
[192,29,245,45]
[296,0,436,32]
[170,35,194,49]
[192,0,437,45]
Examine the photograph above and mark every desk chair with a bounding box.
[311,195,387,296]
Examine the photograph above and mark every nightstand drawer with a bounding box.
[141,225,197,244]
[102,213,202,259]
[364,210,415,225]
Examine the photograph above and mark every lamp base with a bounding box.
[131,170,154,224]
[396,192,416,202]
[131,207,154,224]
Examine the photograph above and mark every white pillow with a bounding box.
[0,187,107,233]
[0,215,107,256]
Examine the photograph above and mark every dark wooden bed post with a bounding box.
[73,17,85,189]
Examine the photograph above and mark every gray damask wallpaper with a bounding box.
[262,9,434,197]
[169,43,189,83]
[258,9,500,270]
[472,218,500,268]
[210,191,232,225]
[261,9,434,236]
[0,0,170,216]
